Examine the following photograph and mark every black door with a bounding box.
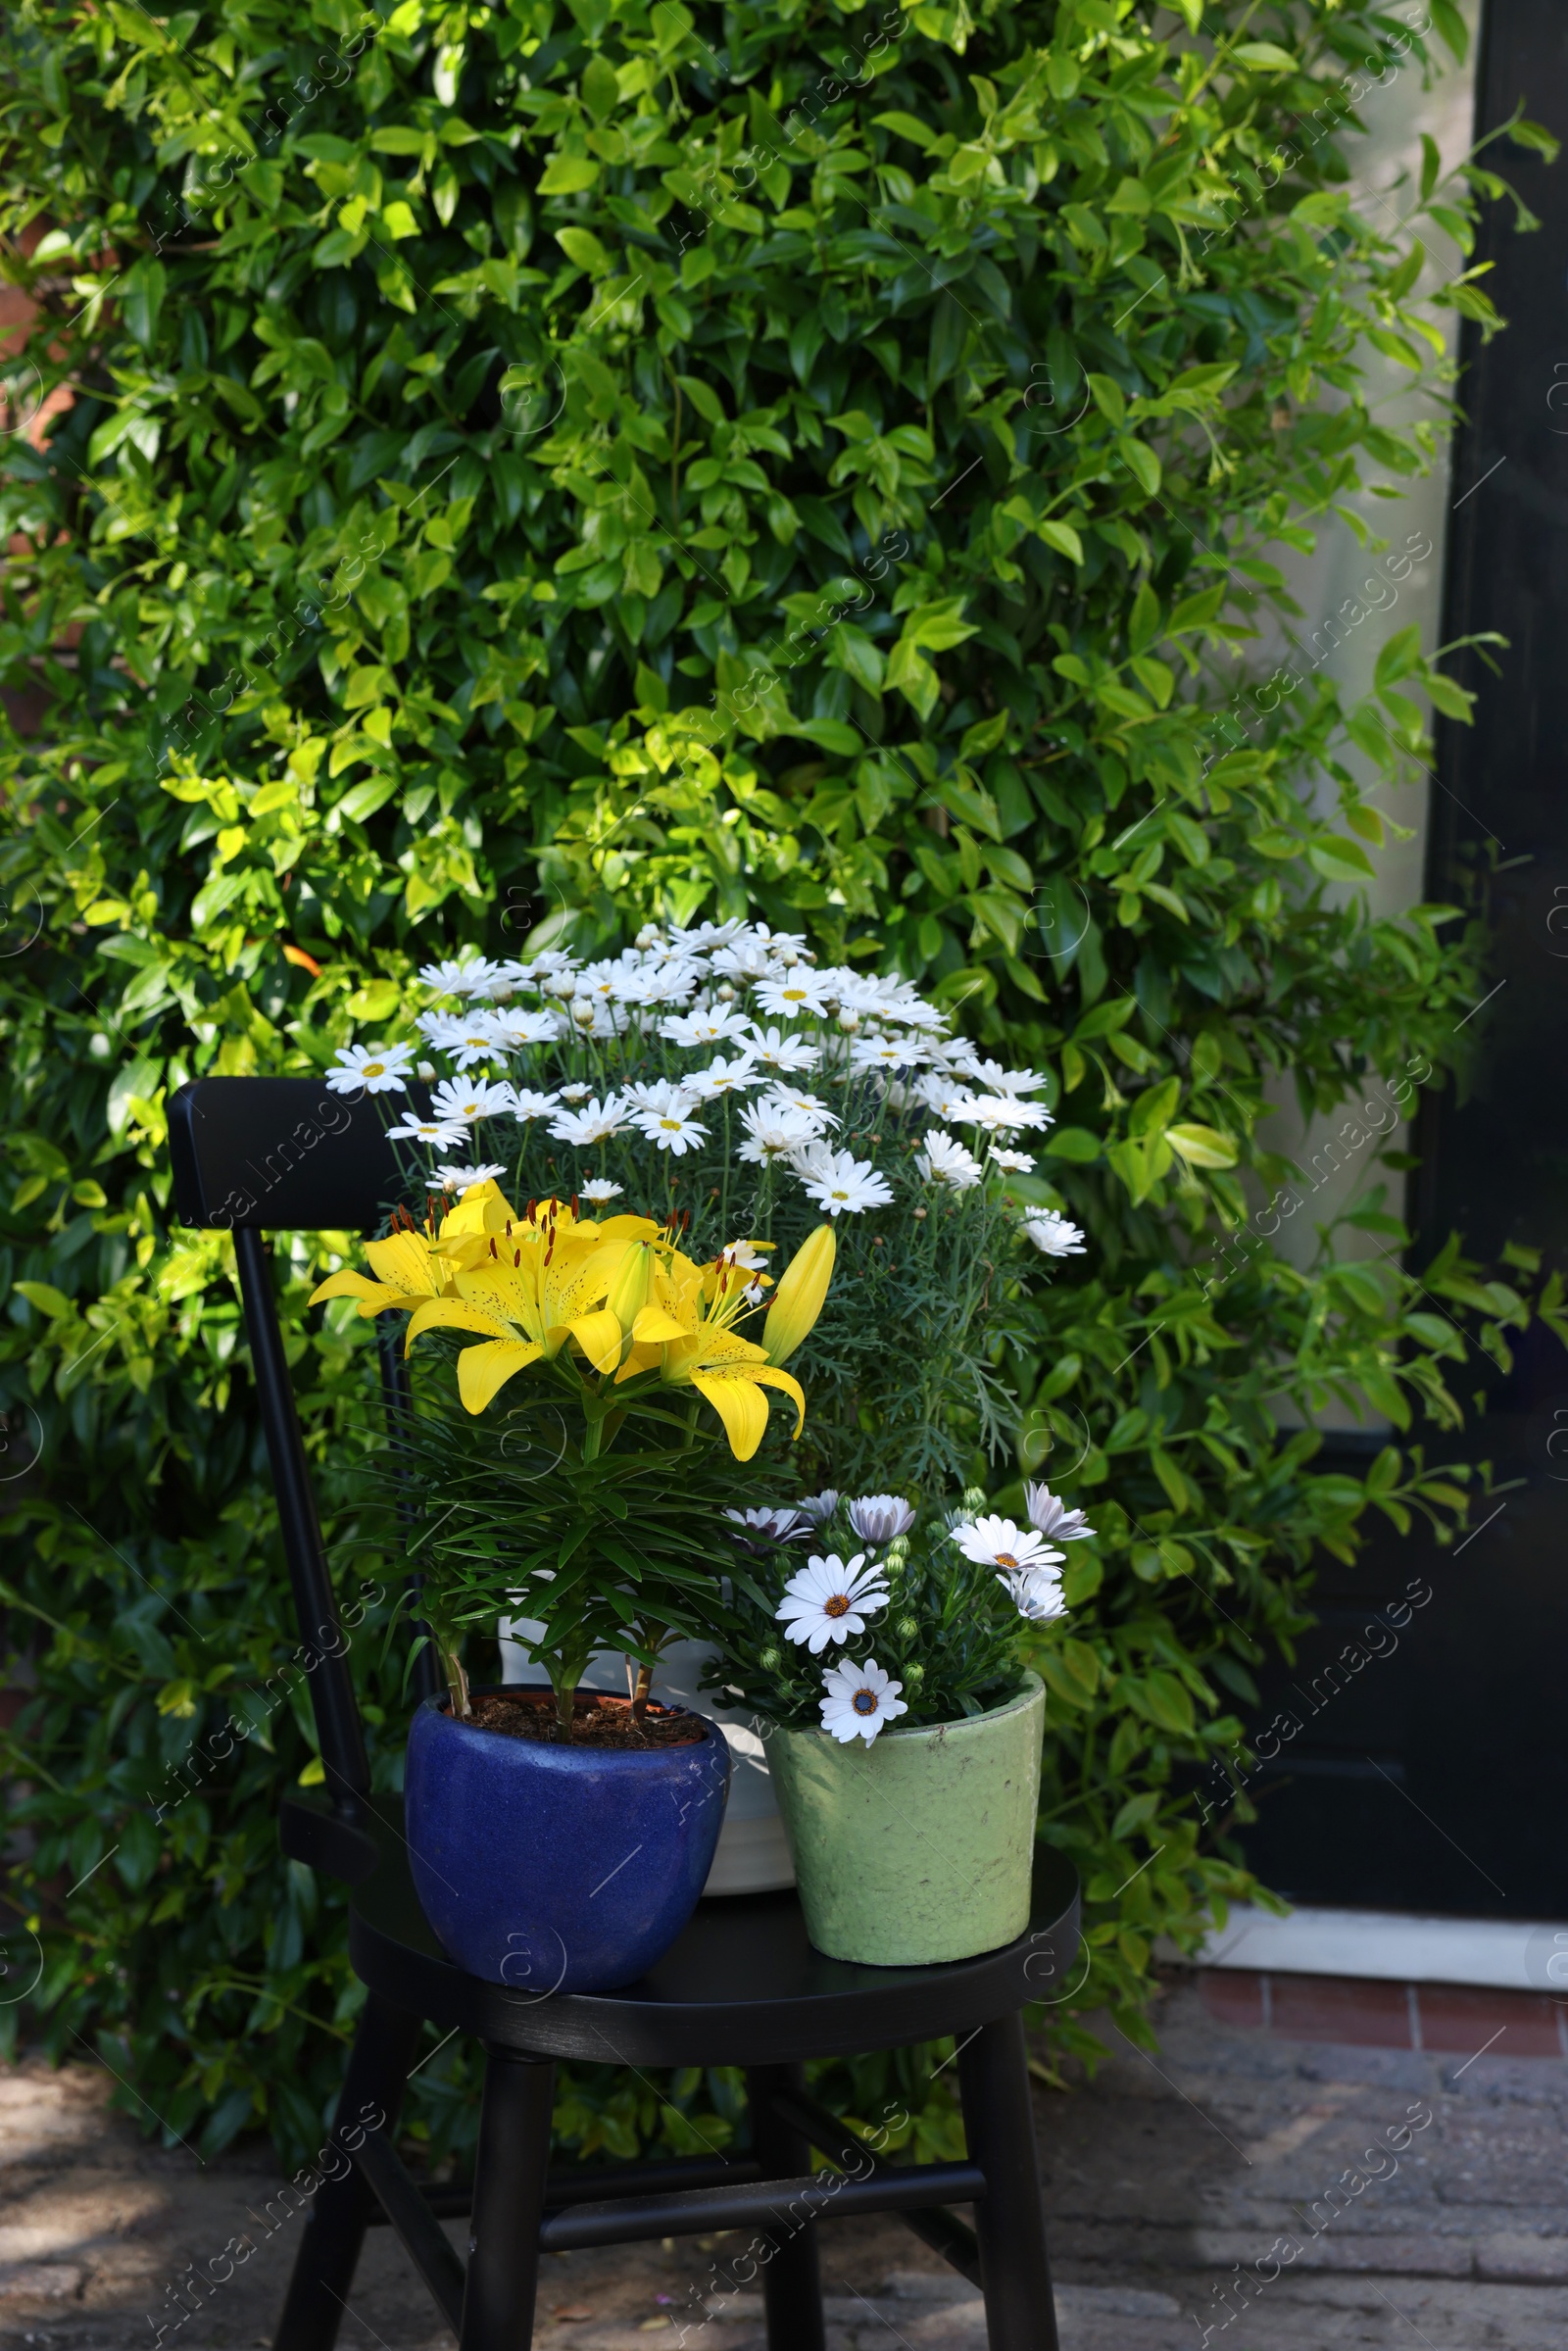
[1237,0,1568,1921]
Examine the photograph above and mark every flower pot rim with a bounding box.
[763,1667,1044,1748]
[416,1682,723,1761]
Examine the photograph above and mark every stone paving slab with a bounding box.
[0,1972,1561,2349]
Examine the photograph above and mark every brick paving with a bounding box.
[0,1970,1564,2349]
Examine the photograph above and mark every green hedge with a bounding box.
[0,0,1558,2168]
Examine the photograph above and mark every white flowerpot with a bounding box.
[498,1621,795,1894]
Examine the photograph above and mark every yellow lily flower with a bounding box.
[310,1181,519,1317]
[309,1221,453,1318]
[612,1238,807,1461]
[405,1203,644,1413]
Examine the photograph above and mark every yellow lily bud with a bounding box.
[605,1240,653,1334]
[762,1224,836,1366]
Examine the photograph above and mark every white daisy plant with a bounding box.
[316,921,1092,1511]
[716,1482,1084,1738]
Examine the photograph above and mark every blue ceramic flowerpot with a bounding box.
[404,1688,731,1993]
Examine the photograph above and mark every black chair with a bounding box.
[169,1076,1082,2351]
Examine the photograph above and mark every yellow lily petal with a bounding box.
[593,1214,662,1243]
[747,1362,807,1439]
[456,1337,545,1413]
[613,1342,662,1385]
[364,1230,442,1297]
[557,1308,624,1376]
[439,1181,514,1239]
[691,1371,769,1461]
[405,1296,514,1347]
[309,1270,386,1309]
[631,1303,691,1345]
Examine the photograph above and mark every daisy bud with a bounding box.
[762,1223,837,1366]
[961,1486,988,1514]
[571,998,595,1027]
[838,1008,860,1033]
[896,1616,919,1642]
[885,1534,910,1565]
[760,1647,783,1673]
[903,1661,924,1689]
[416,1061,436,1081]
[716,982,736,1001]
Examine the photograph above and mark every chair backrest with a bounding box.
[170,1078,436,1819]
[169,1075,401,1231]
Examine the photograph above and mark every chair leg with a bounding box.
[956,2013,1059,2351]
[745,2062,826,2351]
[459,2046,555,2351]
[274,1994,422,2351]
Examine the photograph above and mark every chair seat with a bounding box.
[313,1795,1080,2067]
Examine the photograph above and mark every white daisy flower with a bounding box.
[484,1007,558,1049]
[850,1033,929,1075]
[659,1005,753,1050]
[428,1076,514,1124]
[670,917,750,953]
[558,1082,593,1102]
[999,1566,1069,1624]
[385,1115,470,1149]
[966,1095,1054,1136]
[417,955,502,996]
[830,970,900,1013]
[747,1024,822,1076]
[915,1131,983,1192]
[777,1552,890,1653]
[737,1102,817,1166]
[325,1042,414,1096]
[1024,1483,1096,1543]
[890,1004,948,1034]
[510,1087,561,1123]
[989,1149,1036,1174]
[427,1160,509,1192]
[635,964,702,1007]
[633,1106,709,1155]
[726,1504,810,1544]
[819,1655,907,1744]
[549,1095,629,1147]
[762,1087,839,1135]
[793,1146,894,1218]
[969,1058,1051,1097]
[523,949,581,982]
[421,1011,507,1071]
[846,1494,916,1545]
[919,1078,981,1124]
[622,1076,699,1117]
[579,1178,624,1204]
[754,970,834,1020]
[950,1514,1065,1578]
[577,958,634,1002]
[798,1490,841,1524]
[710,936,783,984]
[1022,1211,1087,1258]
[684,1052,760,1101]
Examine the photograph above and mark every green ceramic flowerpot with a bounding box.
[766,1673,1046,1966]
